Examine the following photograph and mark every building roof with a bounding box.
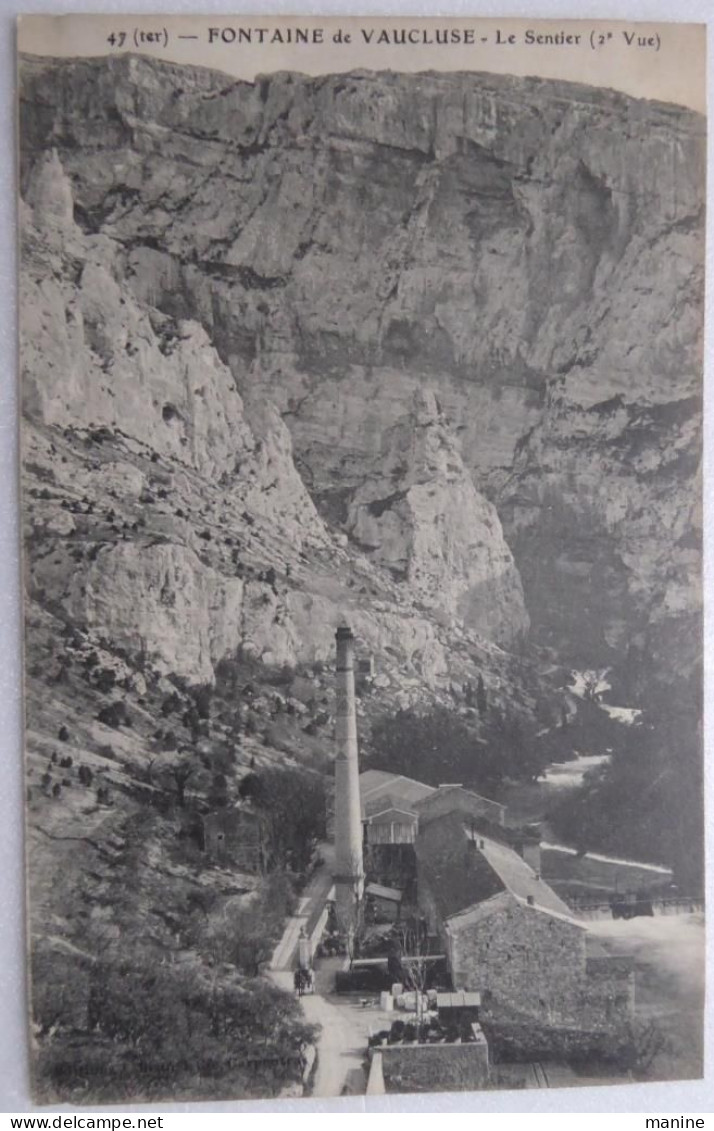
[469,830,574,919]
[365,806,420,825]
[359,769,399,794]
[417,811,579,926]
[360,772,505,827]
[359,770,435,817]
[365,882,403,903]
[364,793,420,820]
[416,814,504,920]
[416,783,505,814]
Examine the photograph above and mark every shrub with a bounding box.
[161,692,182,717]
[97,702,129,729]
[200,874,297,976]
[95,668,116,693]
[35,951,317,1103]
[192,684,212,721]
[262,663,294,688]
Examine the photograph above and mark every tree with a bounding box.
[199,874,296,976]
[208,772,229,809]
[238,766,325,871]
[626,1018,670,1076]
[370,704,545,791]
[192,684,213,721]
[370,706,500,789]
[549,683,703,890]
[580,668,610,702]
[390,918,430,1034]
[171,760,194,808]
[482,709,548,784]
[476,674,488,718]
[60,945,320,1101]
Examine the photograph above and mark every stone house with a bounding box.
[416,812,634,1030]
[202,804,265,872]
[359,772,506,837]
[359,769,508,901]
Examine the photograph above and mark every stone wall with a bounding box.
[415,812,504,922]
[578,955,635,1030]
[448,893,588,1025]
[376,1024,490,1094]
[419,879,445,938]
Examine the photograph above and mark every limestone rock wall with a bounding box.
[21,141,530,702]
[346,389,528,641]
[19,54,704,682]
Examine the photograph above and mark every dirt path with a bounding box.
[300,960,370,1097]
[270,956,383,1097]
[268,850,379,1097]
[270,954,392,1097]
[270,844,335,971]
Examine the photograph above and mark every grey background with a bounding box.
[1,0,711,1114]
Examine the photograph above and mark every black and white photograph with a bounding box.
[16,15,705,1105]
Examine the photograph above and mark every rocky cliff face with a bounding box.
[21,139,530,722]
[346,388,527,639]
[19,54,704,695]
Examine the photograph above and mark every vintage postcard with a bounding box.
[17,14,705,1103]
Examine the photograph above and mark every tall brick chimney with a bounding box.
[333,624,364,928]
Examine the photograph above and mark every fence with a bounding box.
[575,897,703,921]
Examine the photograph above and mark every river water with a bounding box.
[541,752,611,789]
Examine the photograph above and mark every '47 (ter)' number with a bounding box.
[107,28,169,47]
